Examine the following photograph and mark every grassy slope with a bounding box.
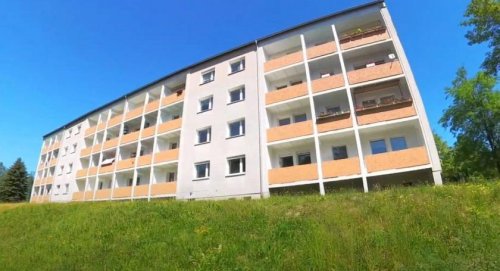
[0,182,498,271]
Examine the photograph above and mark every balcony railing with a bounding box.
[72,191,85,201]
[264,50,303,73]
[151,182,177,196]
[88,167,98,176]
[134,184,149,197]
[145,99,160,113]
[347,60,403,85]
[316,112,353,133]
[96,122,106,132]
[141,126,155,138]
[311,74,345,93]
[339,25,390,50]
[125,106,144,121]
[85,126,97,137]
[80,146,92,157]
[355,98,416,125]
[265,83,308,105]
[94,189,112,200]
[137,154,152,167]
[116,158,135,171]
[100,164,114,174]
[158,118,182,134]
[322,157,361,179]
[76,169,88,179]
[108,114,123,128]
[154,149,179,164]
[161,91,184,107]
[364,146,429,173]
[268,164,318,185]
[121,131,140,145]
[267,120,313,142]
[307,41,337,59]
[103,138,119,150]
[113,187,132,198]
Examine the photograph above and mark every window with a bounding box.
[229,86,245,103]
[136,177,141,186]
[294,114,307,123]
[197,127,211,144]
[362,99,377,108]
[390,137,408,151]
[326,106,341,115]
[370,139,387,154]
[64,146,68,156]
[380,95,396,105]
[66,129,71,138]
[195,162,210,179]
[170,142,178,149]
[167,172,176,182]
[55,185,60,195]
[201,69,215,84]
[230,58,245,73]
[128,178,133,186]
[64,184,69,195]
[228,156,246,175]
[332,146,348,160]
[297,152,311,165]
[76,125,81,135]
[278,118,291,126]
[59,165,64,175]
[72,143,77,153]
[199,96,213,112]
[228,119,245,138]
[280,156,294,168]
[67,163,73,173]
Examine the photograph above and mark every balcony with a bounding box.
[151,182,177,196]
[113,187,132,198]
[141,126,155,139]
[322,158,361,178]
[339,26,390,50]
[72,191,85,201]
[116,158,135,171]
[311,74,344,93]
[94,189,112,200]
[145,99,160,113]
[100,165,114,174]
[316,112,353,133]
[49,159,57,167]
[154,149,179,164]
[267,120,313,142]
[80,147,92,157]
[125,107,143,121]
[356,99,416,125]
[137,154,152,167]
[347,60,403,85]
[85,126,97,137]
[364,146,429,173]
[134,184,149,197]
[121,131,140,145]
[45,177,54,185]
[108,114,123,128]
[76,169,88,179]
[307,42,337,59]
[52,142,60,150]
[96,122,106,132]
[162,91,184,107]
[88,167,98,176]
[103,138,119,150]
[264,51,303,73]
[91,143,102,154]
[266,83,308,105]
[158,118,182,134]
[268,164,318,185]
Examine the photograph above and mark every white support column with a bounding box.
[331,24,369,192]
[131,93,150,200]
[147,85,166,202]
[300,34,325,195]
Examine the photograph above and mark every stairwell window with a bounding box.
[390,137,407,151]
[227,156,246,175]
[199,96,213,113]
[229,86,245,104]
[194,162,210,180]
[201,69,215,84]
[197,127,211,144]
[370,139,387,154]
[229,58,245,74]
[228,119,245,138]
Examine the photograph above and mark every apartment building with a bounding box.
[31,0,442,203]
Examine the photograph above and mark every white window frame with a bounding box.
[229,58,245,74]
[198,96,213,113]
[197,127,212,144]
[227,155,246,176]
[67,163,73,174]
[201,69,215,84]
[227,119,245,138]
[228,86,245,104]
[194,161,210,180]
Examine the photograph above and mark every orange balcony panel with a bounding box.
[134,184,149,197]
[141,126,155,138]
[322,157,361,179]
[103,138,119,150]
[45,177,54,185]
[151,182,177,196]
[265,83,308,105]
[264,51,303,72]
[347,60,403,85]
[80,147,92,157]
[158,118,182,134]
[108,114,123,128]
[311,74,345,93]
[356,100,416,126]
[76,169,88,179]
[92,144,103,154]
[154,149,179,164]
[85,126,97,137]
[49,159,57,167]
[121,131,140,144]
[317,113,353,133]
[307,42,337,59]
[94,189,111,200]
[52,142,60,150]
[88,167,98,176]
[84,191,94,201]
[117,158,135,171]
[137,154,152,167]
[40,195,49,203]
[96,122,106,132]
[268,164,318,185]
[365,146,430,173]
[113,187,132,198]
[72,191,85,201]
[100,165,114,174]
[340,27,390,50]
[267,120,313,142]
[145,99,160,113]
[41,146,49,155]
[161,91,185,107]
[125,106,144,121]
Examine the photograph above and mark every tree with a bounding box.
[433,133,461,182]
[0,162,6,176]
[0,159,29,202]
[440,67,500,177]
[462,0,500,75]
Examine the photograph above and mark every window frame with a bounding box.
[297,152,312,165]
[201,69,215,84]
[196,127,212,145]
[370,139,388,155]
[279,155,294,168]
[227,155,246,176]
[332,145,348,160]
[229,58,245,74]
[228,86,245,104]
[390,136,408,151]
[194,161,210,180]
[228,119,245,138]
[198,96,213,113]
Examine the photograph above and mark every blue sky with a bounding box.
[0,0,488,172]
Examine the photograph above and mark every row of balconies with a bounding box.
[80,118,182,157]
[34,176,54,186]
[41,141,60,155]
[268,146,429,185]
[266,60,402,105]
[84,91,184,138]
[31,195,50,203]
[37,157,58,171]
[72,182,177,201]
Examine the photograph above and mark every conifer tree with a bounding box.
[0,159,29,202]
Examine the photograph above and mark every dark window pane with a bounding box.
[200,98,211,111]
[332,146,348,160]
[362,99,377,108]
[280,156,294,167]
[198,129,209,143]
[229,159,241,174]
[390,137,407,151]
[370,140,387,154]
[278,118,291,126]
[230,90,241,102]
[196,163,208,178]
[294,114,307,123]
[297,153,311,165]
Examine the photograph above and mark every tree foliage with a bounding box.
[0,158,29,202]
[440,67,500,178]
[462,0,500,75]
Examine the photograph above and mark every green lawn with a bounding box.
[0,182,498,270]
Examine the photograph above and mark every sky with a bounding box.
[0,0,489,172]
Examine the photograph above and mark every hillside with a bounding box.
[0,182,498,270]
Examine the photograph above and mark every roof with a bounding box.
[43,0,384,139]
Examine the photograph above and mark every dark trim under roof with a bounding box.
[44,0,384,139]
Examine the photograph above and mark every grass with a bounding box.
[0,182,499,270]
